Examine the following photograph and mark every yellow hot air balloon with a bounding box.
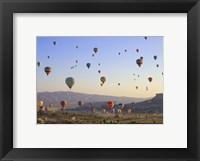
[37,101,43,107]
[100,76,106,84]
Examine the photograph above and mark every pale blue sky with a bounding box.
[37,36,163,98]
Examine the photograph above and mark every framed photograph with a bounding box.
[0,0,199,160]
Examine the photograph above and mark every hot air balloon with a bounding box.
[98,70,101,74]
[136,49,139,53]
[76,46,78,48]
[78,101,83,106]
[156,64,159,68]
[162,72,163,75]
[118,83,120,86]
[118,52,121,55]
[125,49,127,52]
[133,73,135,76]
[93,47,98,53]
[148,77,153,82]
[100,83,103,86]
[47,56,50,59]
[92,54,94,57]
[98,63,100,66]
[44,66,52,76]
[107,101,114,110]
[136,86,138,90]
[60,100,67,107]
[144,37,147,40]
[140,56,143,60]
[86,63,91,69]
[37,101,43,107]
[127,109,132,113]
[138,75,140,77]
[65,77,75,90]
[101,109,106,114]
[136,59,143,67]
[60,100,67,112]
[100,76,106,84]
[76,60,78,63]
[118,103,124,110]
[37,62,41,67]
[153,55,157,60]
[53,41,56,45]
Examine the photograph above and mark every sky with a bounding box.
[37,36,163,98]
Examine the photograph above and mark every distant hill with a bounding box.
[37,91,151,108]
[124,93,163,113]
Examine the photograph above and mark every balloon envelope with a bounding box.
[107,101,114,110]
[60,100,67,107]
[44,66,52,76]
[100,76,106,84]
[86,63,91,69]
[65,77,75,89]
[37,101,43,106]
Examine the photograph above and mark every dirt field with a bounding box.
[37,110,163,124]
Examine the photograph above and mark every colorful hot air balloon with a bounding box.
[100,76,106,84]
[107,101,114,110]
[136,59,143,67]
[78,101,83,106]
[153,55,157,60]
[118,103,124,110]
[127,109,132,113]
[86,63,91,69]
[37,101,43,107]
[44,66,52,76]
[37,62,41,67]
[60,100,67,112]
[156,64,159,68]
[93,47,98,53]
[148,77,153,82]
[65,77,75,90]
[60,100,67,107]
[136,49,139,53]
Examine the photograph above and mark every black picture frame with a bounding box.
[0,0,199,160]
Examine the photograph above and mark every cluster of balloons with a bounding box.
[37,38,163,92]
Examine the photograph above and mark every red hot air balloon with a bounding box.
[60,100,67,112]
[148,77,153,82]
[107,101,114,110]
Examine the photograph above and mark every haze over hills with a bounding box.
[37,91,152,108]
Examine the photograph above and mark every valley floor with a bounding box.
[37,111,163,124]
